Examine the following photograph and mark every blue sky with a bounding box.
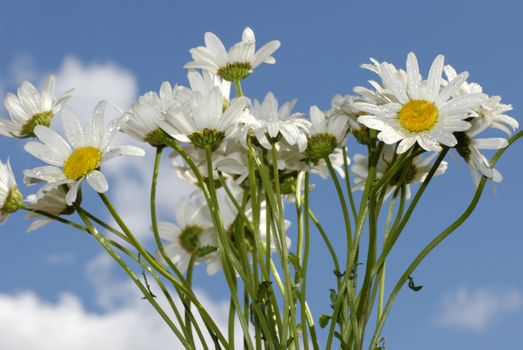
[1,0,523,349]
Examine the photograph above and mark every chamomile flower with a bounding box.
[157,196,217,274]
[238,92,311,152]
[23,101,145,205]
[184,27,281,81]
[176,70,231,105]
[330,94,372,145]
[306,105,349,159]
[159,87,249,150]
[122,82,179,146]
[0,75,73,138]
[25,187,72,232]
[444,65,518,135]
[0,159,23,223]
[351,145,448,199]
[355,52,486,154]
[444,65,517,183]
[454,119,507,184]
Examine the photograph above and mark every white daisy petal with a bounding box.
[86,170,108,193]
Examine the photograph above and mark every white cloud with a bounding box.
[438,286,523,331]
[0,290,229,350]
[54,56,138,121]
[0,254,241,350]
[43,253,75,265]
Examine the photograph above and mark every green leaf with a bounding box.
[408,276,423,292]
[329,289,337,307]
[319,314,331,328]
[333,270,345,279]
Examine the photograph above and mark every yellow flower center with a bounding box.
[398,100,438,132]
[63,146,102,180]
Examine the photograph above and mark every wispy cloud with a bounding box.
[437,286,523,331]
[43,253,75,265]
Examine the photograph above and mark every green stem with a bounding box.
[377,194,397,321]
[342,146,358,221]
[271,143,299,349]
[369,131,523,349]
[75,206,192,349]
[23,208,88,232]
[371,148,449,277]
[98,191,229,348]
[234,79,244,97]
[308,209,340,275]
[204,146,256,350]
[325,155,353,251]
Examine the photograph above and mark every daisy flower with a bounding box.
[306,105,349,159]
[25,186,72,232]
[351,145,448,199]
[121,81,180,146]
[0,75,73,138]
[238,92,311,152]
[23,101,145,205]
[159,87,249,150]
[184,27,281,82]
[330,94,374,145]
[0,159,23,223]
[157,196,217,274]
[454,119,507,184]
[355,52,486,154]
[444,65,517,183]
[176,70,231,105]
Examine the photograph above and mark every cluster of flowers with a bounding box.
[0,27,518,274]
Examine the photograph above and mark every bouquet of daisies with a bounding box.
[0,27,520,350]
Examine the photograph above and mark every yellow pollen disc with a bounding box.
[398,100,438,132]
[63,146,102,180]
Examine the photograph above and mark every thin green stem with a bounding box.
[308,209,340,274]
[99,191,229,348]
[75,206,192,349]
[325,155,353,250]
[234,79,244,97]
[371,148,449,277]
[342,146,358,221]
[369,131,523,349]
[270,143,299,349]
[377,195,397,321]
[23,208,87,232]
[204,146,256,350]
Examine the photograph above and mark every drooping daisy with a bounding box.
[444,65,517,184]
[23,101,145,205]
[330,94,373,145]
[355,52,486,154]
[306,105,349,159]
[351,145,448,199]
[184,27,281,82]
[0,159,23,223]
[159,87,249,150]
[121,82,180,146]
[157,196,216,274]
[25,186,73,232]
[0,75,73,138]
[444,65,518,136]
[454,120,507,184]
[238,92,311,152]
